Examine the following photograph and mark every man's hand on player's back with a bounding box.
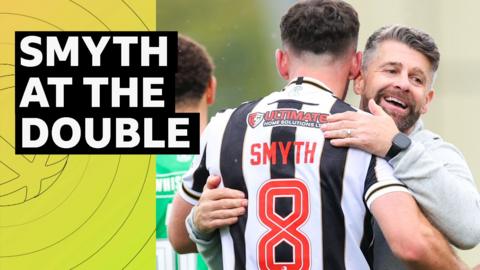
[194,176,248,234]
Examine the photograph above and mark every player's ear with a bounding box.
[354,53,367,95]
[206,75,216,105]
[354,71,365,95]
[348,51,362,80]
[275,49,289,80]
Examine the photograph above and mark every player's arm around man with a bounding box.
[322,98,480,248]
[372,196,469,270]
[368,178,469,270]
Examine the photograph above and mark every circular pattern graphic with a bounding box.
[0,140,68,206]
[0,1,156,269]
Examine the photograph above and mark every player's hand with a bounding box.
[473,264,480,270]
[193,175,248,234]
[321,99,399,158]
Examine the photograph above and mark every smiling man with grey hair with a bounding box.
[322,24,480,269]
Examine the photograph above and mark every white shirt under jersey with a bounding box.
[180,77,410,270]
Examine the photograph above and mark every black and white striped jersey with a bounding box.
[180,77,410,270]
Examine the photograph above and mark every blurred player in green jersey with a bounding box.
[156,34,216,270]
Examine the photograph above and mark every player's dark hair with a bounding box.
[280,0,359,56]
[363,25,440,72]
[176,35,214,105]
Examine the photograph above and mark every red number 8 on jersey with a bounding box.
[257,179,310,270]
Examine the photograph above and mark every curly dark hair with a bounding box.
[175,35,214,105]
[280,0,359,56]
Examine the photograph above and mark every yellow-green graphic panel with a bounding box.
[0,1,155,269]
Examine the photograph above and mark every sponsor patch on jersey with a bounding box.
[248,112,264,128]
[247,109,329,129]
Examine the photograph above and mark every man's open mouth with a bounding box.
[384,96,407,109]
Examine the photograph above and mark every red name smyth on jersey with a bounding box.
[250,141,317,165]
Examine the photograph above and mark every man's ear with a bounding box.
[275,49,289,80]
[206,75,216,105]
[420,89,435,114]
[348,51,362,80]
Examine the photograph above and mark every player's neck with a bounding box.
[288,67,349,99]
[175,102,208,132]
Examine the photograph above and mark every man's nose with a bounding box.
[392,73,410,91]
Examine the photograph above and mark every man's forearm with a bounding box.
[186,207,223,270]
[168,194,198,253]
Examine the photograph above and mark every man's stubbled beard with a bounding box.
[361,87,421,133]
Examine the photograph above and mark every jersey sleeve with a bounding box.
[179,109,235,205]
[179,124,210,205]
[364,156,411,209]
